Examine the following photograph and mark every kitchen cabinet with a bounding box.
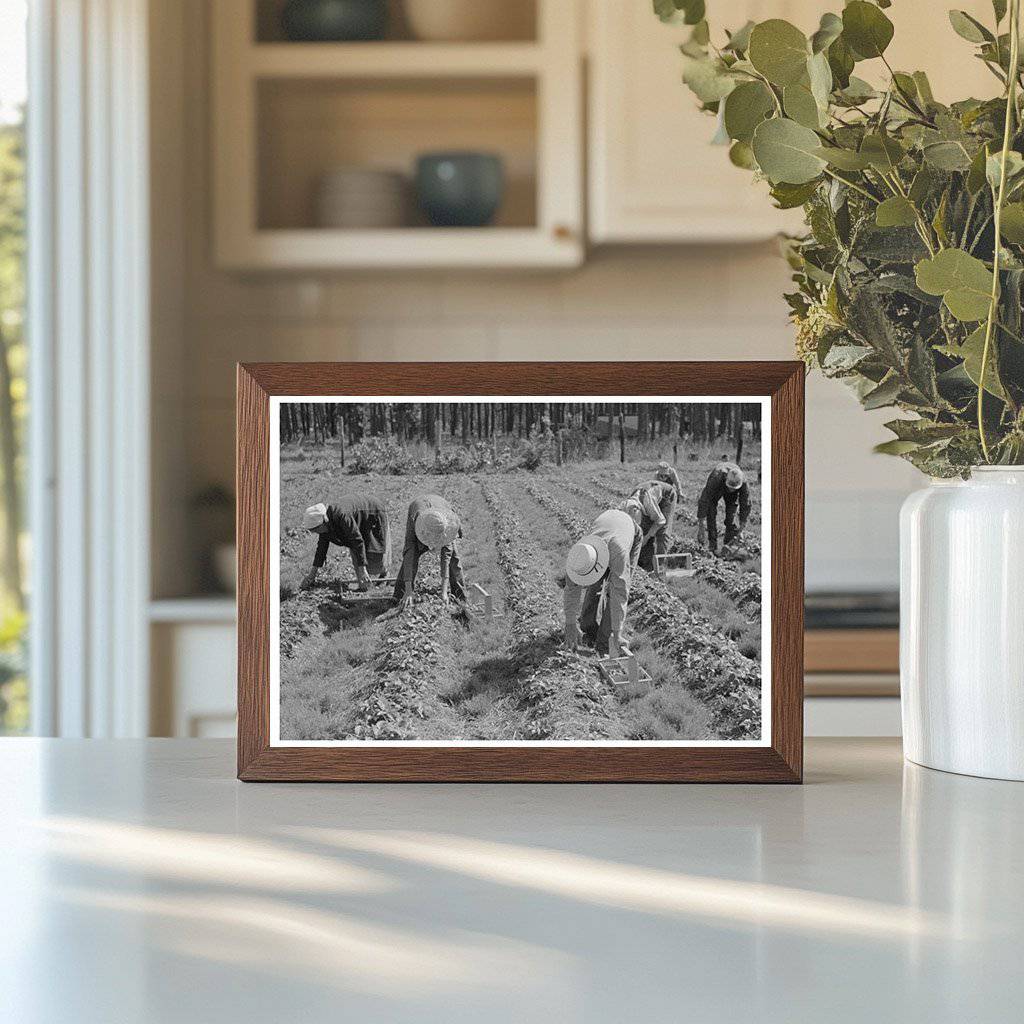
[587,0,998,244]
[587,1,812,243]
[212,0,583,269]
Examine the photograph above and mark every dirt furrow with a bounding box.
[351,557,465,740]
[480,480,626,741]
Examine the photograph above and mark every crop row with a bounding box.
[525,480,761,740]
[585,471,762,615]
[350,555,463,740]
[480,480,627,740]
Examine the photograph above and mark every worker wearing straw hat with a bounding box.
[625,479,676,572]
[300,496,392,591]
[393,494,468,612]
[563,508,642,658]
[697,461,751,554]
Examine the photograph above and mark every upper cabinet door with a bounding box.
[587,1,1002,245]
[588,1,811,243]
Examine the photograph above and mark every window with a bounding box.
[0,0,28,734]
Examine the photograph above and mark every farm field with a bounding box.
[277,443,764,744]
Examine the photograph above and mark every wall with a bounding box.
[151,0,920,599]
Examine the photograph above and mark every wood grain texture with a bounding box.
[237,361,805,783]
[805,629,899,675]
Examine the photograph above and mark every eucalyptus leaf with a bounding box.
[724,20,755,53]
[815,146,872,170]
[783,83,822,129]
[912,71,935,105]
[1000,202,1024,242]
[748,19,810,87]
[770,179,821,209]
[959,324,1007,398]
[810,12,843,54]
[807,51,833,110]
[682,55,737,103]
[836,76,878,104]
[862,374,902,409]
[860,133,905,172]
[884,418,963,442]
[752,117,827,184]
[875,196,918,228]
[842,1,895,60]
[724,81,775,144]
[948,10,993,44]
[986,150,1024,190]
[653,0,705,25]
[915,249,994,321]
[874,438,921,455]
[923,141,973,171]
[728,140,758,170]
[909,165,937,205]
[827,35,855,89]
[967,143,993,193]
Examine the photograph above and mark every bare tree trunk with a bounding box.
[617,405,626,464]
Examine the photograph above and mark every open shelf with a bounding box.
[213,0,581,268]
[249,42,544,77]
[257,76,537,232]
[254,0,538,45]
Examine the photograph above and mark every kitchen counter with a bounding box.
[2,738,1021,1023]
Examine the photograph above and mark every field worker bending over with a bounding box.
[697,461,751,554]
[300,497,391,591]
[654,461,683,501]
[563,508,642,658]
[625,479,677,572]
[393,494,468,612]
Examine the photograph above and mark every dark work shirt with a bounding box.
[313,496,388,569]
[697,465,751,525]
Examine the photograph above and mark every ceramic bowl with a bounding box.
[281,0,388,42]
[403,0,534,42]
[315,168,409,228]
[415,152,505,228]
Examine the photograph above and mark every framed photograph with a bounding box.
[237,362,804,782]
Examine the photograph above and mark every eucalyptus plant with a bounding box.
[658,0,1024,474]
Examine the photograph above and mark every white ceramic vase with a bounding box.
[900,467,1024,780]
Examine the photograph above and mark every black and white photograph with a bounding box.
[271,397,770,745]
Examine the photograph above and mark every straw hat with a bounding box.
[302,503,328,530]
[565,534,610,586]
[725,466,745,490]
[620,498,644,526]
[414,508,459,550]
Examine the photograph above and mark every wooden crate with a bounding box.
[596,653,652,688]
[655,552,695,581]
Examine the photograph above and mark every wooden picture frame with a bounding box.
[238,362,804,782]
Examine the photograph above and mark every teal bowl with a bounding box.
[415,152,505,228]
[281,0,387,42]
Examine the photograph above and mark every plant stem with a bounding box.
[979,0,1021,462]
[821,167,879,203]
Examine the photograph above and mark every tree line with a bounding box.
[280,402,760,465]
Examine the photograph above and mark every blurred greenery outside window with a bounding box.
[0,1,28,734]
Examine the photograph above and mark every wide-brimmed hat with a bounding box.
[565,534,610,586]
[620,498,644,526]
[725,467,745,490]
[414,508,459,550]
[302,503,328,530]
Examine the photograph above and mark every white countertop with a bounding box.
[1,738,1021,1023]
